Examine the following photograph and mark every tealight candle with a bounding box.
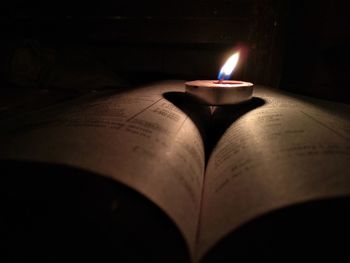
[185,52,254,105]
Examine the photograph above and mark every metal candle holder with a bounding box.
[185,80,254,105]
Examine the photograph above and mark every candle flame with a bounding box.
[218,52,240,80]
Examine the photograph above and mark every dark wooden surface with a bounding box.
[281,0,350,103]
[0,0,287,88]
[1,0,349,102]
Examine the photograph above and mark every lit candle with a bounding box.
[185,51,254,105]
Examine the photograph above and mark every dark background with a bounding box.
[1,0,349,102]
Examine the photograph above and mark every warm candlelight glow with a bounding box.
[217,52,240,81]
[185,47,253,105]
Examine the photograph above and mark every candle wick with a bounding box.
[218,76,225,84]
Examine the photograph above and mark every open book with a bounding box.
[1,80,350,262]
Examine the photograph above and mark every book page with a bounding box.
[0,80,207,257]
[197,87,350,258]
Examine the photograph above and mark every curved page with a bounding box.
[0,81,206,258]
[198,87,350,259]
